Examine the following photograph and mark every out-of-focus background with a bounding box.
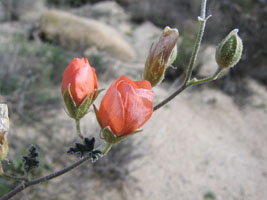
[0,0,267,199]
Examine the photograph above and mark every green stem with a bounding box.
[184,0,209,86]
[200,0,207,18]
[153,0,209,111]
[153,84,188,111]
[189,67,223,86]
[102,143,112,155]
[75,119,84,139]
[0,155,91,200]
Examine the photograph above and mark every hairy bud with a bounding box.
[216,29,243,68]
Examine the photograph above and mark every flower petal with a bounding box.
[134,80,152,90]
[116,76,137,88]
[117,81,154,136]
[98,82,125,134]
[71,63,95,104]
[92,67,98,90]
[62,58,97,105]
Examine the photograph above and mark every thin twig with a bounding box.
[184,0,208,85]
[75,119,84,139]
[188,67,222,86]
[0,155,91,200]
[102,143,112,155]
[153,84,187,111]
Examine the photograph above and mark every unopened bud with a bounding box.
[216,29,243,68]
[144,26,179,87]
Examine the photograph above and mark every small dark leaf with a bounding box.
[67,137,102,162]
[22,145,40,172]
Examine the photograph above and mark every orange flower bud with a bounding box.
[144,26,179,87]
[97,76,154,137]
[62,58,98,105]
[62,58,99,119]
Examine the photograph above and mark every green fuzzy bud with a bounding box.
[216,29,243,68]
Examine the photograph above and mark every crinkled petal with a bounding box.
[71,64,95,104]
[117,81,154,136]
[92,67,98,90]
[61,58,97,105]
[134,80,152,90]
[116,76,137,88]
[98,82,125,134]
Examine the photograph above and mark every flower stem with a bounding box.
[0,155,91,200]
[153,84,187,111]
[184,0,209,86]
[189,67,223,86]
[75,119,84,139]
[102,143,112,155]
[153,0,210,112]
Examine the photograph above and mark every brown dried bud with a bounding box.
[144,26,179,87]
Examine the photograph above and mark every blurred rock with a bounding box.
[17,0,46,22]
[40,10,135,61]
[198,45,217,77]
[0,0,45,22]
[72,1,128,22]
[91,1,128,22]
[198,45,230,78]
[246,78,267,109]
[131,21,162,62]
[72,1,132,34]
[0,22,29,43]
[0,2,4,22]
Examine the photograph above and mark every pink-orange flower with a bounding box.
[98,76,154,136]
[62,58,98,105]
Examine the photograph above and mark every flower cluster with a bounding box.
[60,25,243,154]
[62,58,154,151]
[0,1,245,197]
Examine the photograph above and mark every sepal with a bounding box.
[102,127,142,145]
[63,84,77,118]
[63,85,104,120]
[168,44,177,67]
[93,104,102,128]
[94,104,142,146]
[76,91,95,119]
